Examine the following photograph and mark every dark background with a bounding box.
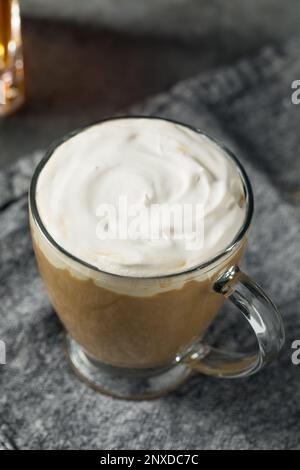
[1,0,300,167]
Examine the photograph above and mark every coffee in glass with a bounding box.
[29,117,284,399]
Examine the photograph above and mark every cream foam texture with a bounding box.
[35,118,246,280]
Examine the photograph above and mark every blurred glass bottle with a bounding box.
[0,0,25,116]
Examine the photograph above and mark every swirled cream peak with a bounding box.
[36,118,246,276]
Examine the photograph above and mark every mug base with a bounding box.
[65,336,193,400]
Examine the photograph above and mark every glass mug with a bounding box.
[29,117,285,399]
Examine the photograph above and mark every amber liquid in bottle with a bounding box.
[0,0,25,116]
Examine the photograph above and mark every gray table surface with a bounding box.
[21,0,300,44]
[2,1,300,168]
[0,17,253,168]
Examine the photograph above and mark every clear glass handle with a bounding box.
[183,266,285,378]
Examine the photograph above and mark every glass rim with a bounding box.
[29,115,254,280]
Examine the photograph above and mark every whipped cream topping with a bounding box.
[36,118,246,276]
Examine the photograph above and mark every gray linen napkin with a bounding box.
[1,38,300,450]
